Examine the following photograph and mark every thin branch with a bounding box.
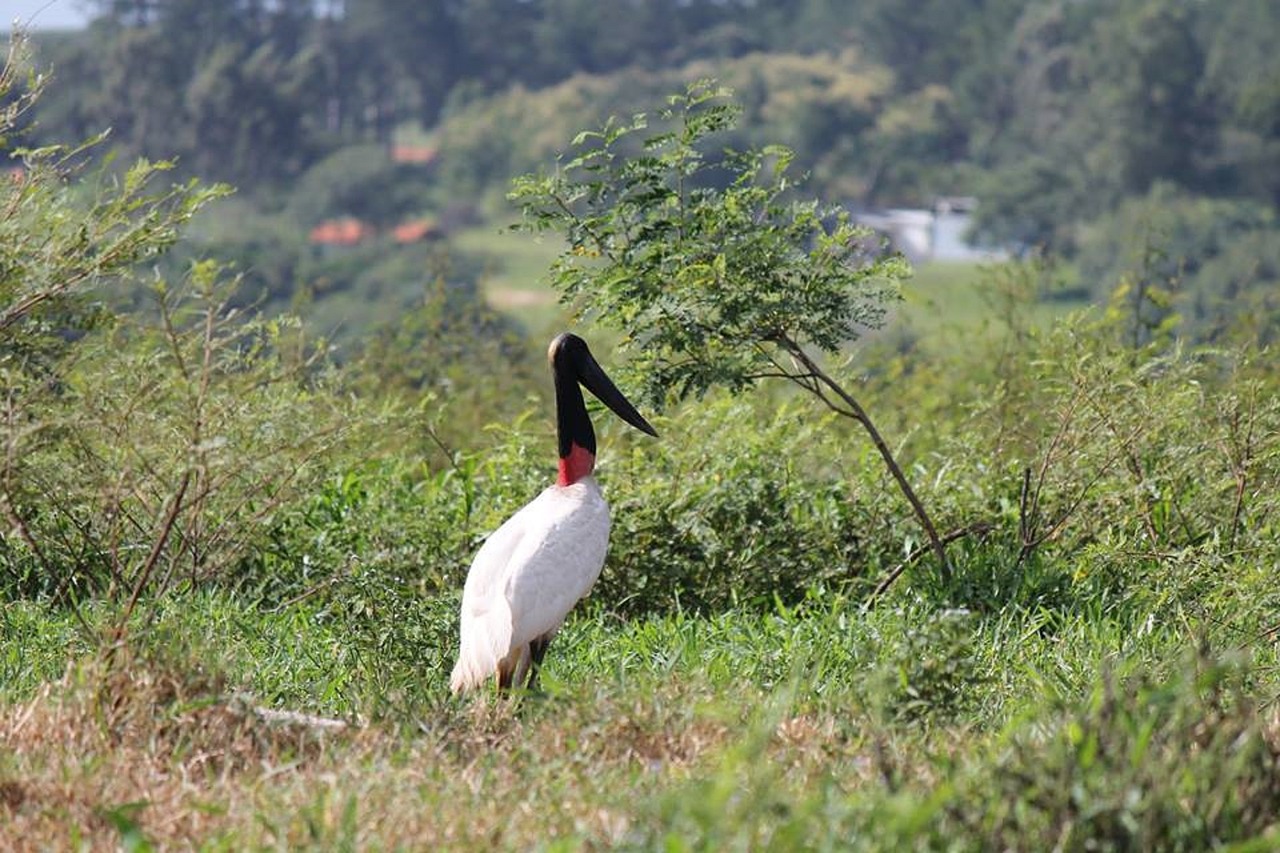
[741,370,806,382]
[112,471,190,645]
[1018,465,1032,547]
[866,522,993,606]
[1023,389,1084,541]
[1076,381,1160,544]
[267,554,356,613]
[1222,384,1258,551]
[1,396,93,633]
[423,418,462,473]
[0,195,191,333]
[778,334,952,582]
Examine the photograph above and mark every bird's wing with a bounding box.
[502,486,610,645]
[460,508,531,612]
[451,482,611,693]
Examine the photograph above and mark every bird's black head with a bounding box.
[547,332,590,373]
[547,333,657,450]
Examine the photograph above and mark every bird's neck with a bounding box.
[557,443,596,486]
[554,370,596,486]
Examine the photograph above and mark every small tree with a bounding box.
[509,81,951,581]
[0,35,376,643]
[0,34,226,356]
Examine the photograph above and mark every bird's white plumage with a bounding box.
[450,477,610,692]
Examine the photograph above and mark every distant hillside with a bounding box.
[10,0,1278,343]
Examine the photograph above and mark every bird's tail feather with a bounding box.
[449,654,487,693]
[451,637,504,693]
[451,604,515,693]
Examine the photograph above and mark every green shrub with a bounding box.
[1,262,382,607]
[285,144,427,229]
[635,650,1280,851]
[1076,184,1280,343]
[946,652,1280,850]
[599,396,879,614]
[877,607,980,722]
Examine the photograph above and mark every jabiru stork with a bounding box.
[450,333,658,693]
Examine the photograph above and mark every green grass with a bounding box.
[446,241,1095,354]
[3,578,1276,849]
[895,260,1091,343]
[451,225,568,337]
[0,580,1194,723]
[901,260,994,324]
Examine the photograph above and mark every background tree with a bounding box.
[15,0,1278,343]
[0,38,224,362]
[0,34,376,624]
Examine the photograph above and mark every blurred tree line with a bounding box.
[9,0,1280,342]
[19,1,1274,209]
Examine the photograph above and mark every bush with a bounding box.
[246,276,1280,627]
[285,144,428,229]
[1,262,383,607]
[945,652,1280,849]
[638,650,1280,851]
[599,396,878,614]
[1075,184,1280,343]
[876,607,979,722]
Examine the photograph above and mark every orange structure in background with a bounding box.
[308,217,374,246]
[391,218,439,244]
[389,144,438,165]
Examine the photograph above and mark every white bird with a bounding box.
[450,333,658,693]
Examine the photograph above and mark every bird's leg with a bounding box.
[525,635,553,691]
[497,648,525,692]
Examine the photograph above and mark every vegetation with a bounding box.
[10,0,1280,343]
[510,81,948,577]
[2,6,1279,849]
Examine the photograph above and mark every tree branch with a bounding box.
[778,335,952,582]
[866,522,995,606]
[112,471,191,645]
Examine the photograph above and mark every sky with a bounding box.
[5,0,90,30]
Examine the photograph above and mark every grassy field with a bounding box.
[899,260,1084,329]
[455,227,1092,351]
[5,214,1278,850]
[453,225,568,337]
[4,574,1277,848]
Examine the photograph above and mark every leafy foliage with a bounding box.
[511,80,907,405]
[1,262,379,610]
[878,607,980,722]
[510,81,957,577]
[598,398,872,614]
[0,50,381,626]
[0,38,226,373]
[947,653,1280,849]
[1077,184,1280,343]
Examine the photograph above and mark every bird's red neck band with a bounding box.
[557,442,596,486]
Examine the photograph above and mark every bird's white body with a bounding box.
[450,477,610,692]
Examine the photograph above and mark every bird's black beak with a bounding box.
[577,351,659,438]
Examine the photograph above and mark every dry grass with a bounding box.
[4,637,1277,850]
[9,631,1270,849]
[0,656,884,849]
[0,653,340,847]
